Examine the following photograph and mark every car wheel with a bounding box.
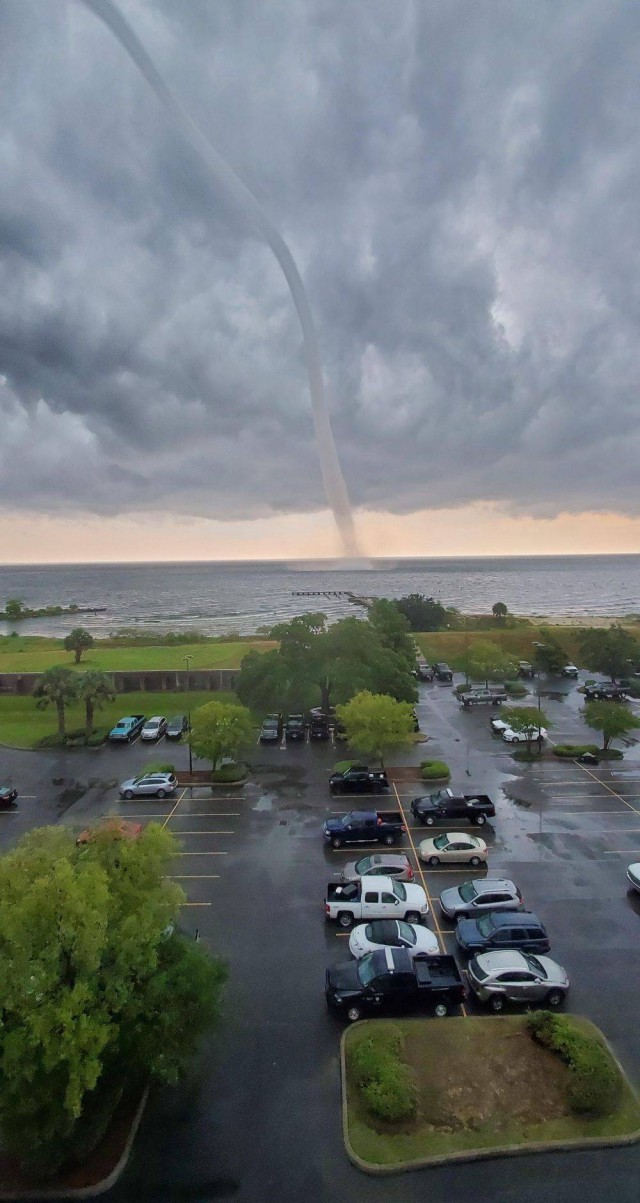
[405,911,421,925]
[425,815,435,826]
[469,856,482,867]
[490,995,505,1012]
[474,814,486,826]
[428,856,440,867]
[331,836,343,849]
[347,1006,362,1023]
[124,790,134,800]
[157,789,166,799]
[546,989,565,1008]
[383,834,395,846]
[338,912,352,929]
[434,1003,448,1018]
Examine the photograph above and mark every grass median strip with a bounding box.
[343,1015,640,1171]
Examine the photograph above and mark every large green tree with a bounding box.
[237,613,417,715]
[394,594,448,632]
[336,691,415,765]
[578,626,640,682]
[467,640,517,687]
[582,700,640,752]
[492,601,508,623]
[77,670,115,740]
[367,599,415,665]
[4,598,24,621]
[0,824,226,1175]
[190,699,254,772]
[532,633,569,675]
[64,627,94,664]
[33,665,80,739]
[500,705,550,754]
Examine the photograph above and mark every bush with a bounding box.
[505,680,528,697]
[144,761,176,775]
[350,1025,417,1123]
[553,744,600,758]
[37,733,66,749]
[211,763,247,783]
[527,1012,622,1116]
[420,759,450,781]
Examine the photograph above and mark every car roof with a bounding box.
[167,714,186,722]
[467,879,519,894]
[362,854,409,866]
[145,716,164,723]
[484,911,541,928]
[367,920,402,939]
[475,950,529,970]
[442,832,482,845]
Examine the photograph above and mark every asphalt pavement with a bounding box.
[1,675,640,1201]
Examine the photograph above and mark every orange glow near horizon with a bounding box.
[1,503,639,564]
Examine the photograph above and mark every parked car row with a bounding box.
[108,713,188,743]
[259,708,341,744]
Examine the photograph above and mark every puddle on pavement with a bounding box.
[253,793,274,811]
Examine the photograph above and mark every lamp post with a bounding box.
[182,654,193,775]
[464,614,469,686]
[532,642,545,753]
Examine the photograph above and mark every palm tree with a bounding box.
[33,666,79,740]
[63,627,94,664]
[77,670,115,740]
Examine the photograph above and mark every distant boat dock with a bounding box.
[291,590,374,607]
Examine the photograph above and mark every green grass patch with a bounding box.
[0,691,238,749]
[0,637,273,674]
[344,1016,640,1168]
[553,744,600,758]
[420,759,450,781]
[414,625,640,670]
[210,763,247,783]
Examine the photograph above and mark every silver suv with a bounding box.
[119,772,178,799]
[467,950,569,1011]
[440,878,522,920]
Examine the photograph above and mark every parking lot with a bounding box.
[1,673,640,1201]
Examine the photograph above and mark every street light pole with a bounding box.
[182,654,193,775]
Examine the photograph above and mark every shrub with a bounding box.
[211,763,247,783]
[36,733,65,749]
[505,680,528,697]
[527,1012,622,1116]
[350,1025,416,1123]
[553,744,600,759]
[420,759,450,781]
[144,761,176,775]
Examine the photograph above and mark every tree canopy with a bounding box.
[500,705,549,752]
[393,593,449,631]
[33,665,79,738]
[367,599,415,664]
[582,700,640,751]
[336,691,416,764]
[467,639,517,686]
[189,699,254,771]
[578,626,640,682]
[0,824,226,1175]
[77,670,115,739]
[492,601,508,621]
[236,612,417,714]
[64,627,95,664]
[532,632,569,675]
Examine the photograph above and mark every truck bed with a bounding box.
[414,954,464,991]
[376,810,403,825]
[326,882,360,903]
[464,794,493,806]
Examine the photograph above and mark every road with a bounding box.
[0,675,639,1200]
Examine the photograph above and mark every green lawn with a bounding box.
[0,691,239,749]
[344,1016,640,1168]
[0,638,273,674]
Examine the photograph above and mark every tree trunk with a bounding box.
[75,648,82,664]
[85,699,94,740]
[603,734,610,751]
[56,699,66,739]
[320,678,332,713]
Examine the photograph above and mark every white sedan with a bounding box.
[349,919,439,959]
[418,832,488,867]
[490,716,510,734]
[502,726,547,743]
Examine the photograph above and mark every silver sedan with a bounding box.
[341,853,414,883]
[467,949,569,1012]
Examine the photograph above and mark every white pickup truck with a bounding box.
[324,876,429,929]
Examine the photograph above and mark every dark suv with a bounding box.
[584,683,628,701]
[285,713,306,742]
[432,663,453,682]
[260,713,283,743]
[455,910,550,956]
[309,709,330,740]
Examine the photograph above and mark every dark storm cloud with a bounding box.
[1,0,639,521]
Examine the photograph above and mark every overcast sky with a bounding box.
[1,0,640,561]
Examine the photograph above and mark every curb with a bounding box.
[0,1087,149,1200]
[340,1021,640,1175]
[176,777,249,789]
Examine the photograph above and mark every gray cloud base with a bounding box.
[1,0,639,522]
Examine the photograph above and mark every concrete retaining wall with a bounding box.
[0,669,239,696]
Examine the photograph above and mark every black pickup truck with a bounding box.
[325,947,466,1021]
[410,787,495,826]
[584,683,628,701]
[329,766,389,795]
[323,809,405,848]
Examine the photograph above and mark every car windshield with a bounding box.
[477,915,497,936]
[357,956,377,987]
[526,955,547,978]
[398,921,416,945]
[433,834,449,849]
[356,856,373,872]
[458,882,478,903]
[471,961,489,980]
[392,880,407,901]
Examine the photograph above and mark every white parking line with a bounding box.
[176,851,228,856]
[172,830,235,835]
[169,874,221,879]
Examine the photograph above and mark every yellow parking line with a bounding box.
[574,764,640,813]
[162,789,186,829]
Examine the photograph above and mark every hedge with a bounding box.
[349,1024,417,1122]
[527,1012,622,1116]
[420,759,451,781]
[553,744,600,759]
[211,763,247,783]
